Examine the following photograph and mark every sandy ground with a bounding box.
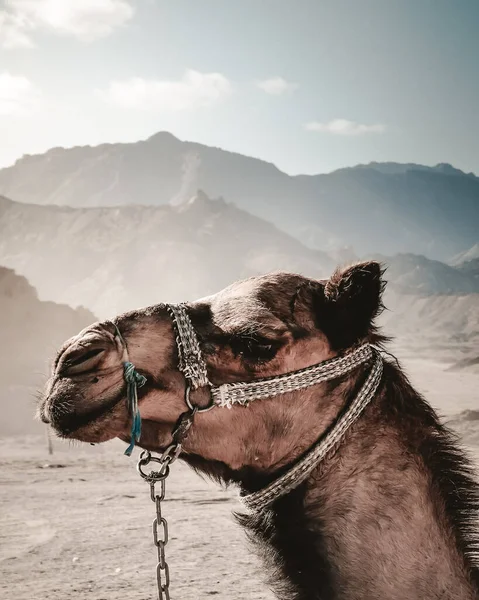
[1,358,478,600]
[0,437,273,600]
[400,356,479,416]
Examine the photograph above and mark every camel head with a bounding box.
[40,262,384,479]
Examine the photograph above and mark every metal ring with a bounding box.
[137,454,169,481]
[139,449,151,463]
[185,385,215,413]
[137,443,183,481]
[160,443,182,465]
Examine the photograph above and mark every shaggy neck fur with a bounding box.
[233,360,479,600]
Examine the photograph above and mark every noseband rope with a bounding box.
[123,362,147,456]
[112,324,148,456]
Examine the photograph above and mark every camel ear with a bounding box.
[313,262,385,350]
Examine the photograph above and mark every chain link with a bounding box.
[138,446,180,600]
[152,477,170,599]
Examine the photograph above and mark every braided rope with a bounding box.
[211,344,373,408]
[165,303,374,408]
[163,303,383,510]
[242,349,383,511]
[166,304,210,390]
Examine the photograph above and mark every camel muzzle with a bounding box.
[40,323,126,437]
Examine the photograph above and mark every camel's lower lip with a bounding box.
[50,391,124,437]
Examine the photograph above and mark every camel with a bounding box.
[40,261,479,600]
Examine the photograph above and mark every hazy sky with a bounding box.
[1,0,478,174]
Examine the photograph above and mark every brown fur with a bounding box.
[40,262,479,599]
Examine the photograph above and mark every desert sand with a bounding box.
[1,357,478,600]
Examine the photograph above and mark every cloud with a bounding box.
[0,72,41,115]
[256,76,298,95]
[0,11,35,48]
[0,0,134,48]
[305,119,386,136]
[97,70,233,111]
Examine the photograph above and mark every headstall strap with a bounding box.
[211,344,374,409]
[165,303,376,410]
[129,303,383,511]
[163,303,384,511]
[165,304,210,390]
[241,347,384,512]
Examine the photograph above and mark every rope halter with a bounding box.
[123,362,147,456]
[122,303,383,510]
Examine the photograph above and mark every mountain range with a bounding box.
[1,132,478,260]
[0,192,333,318]
[0,132,477,378]
[1,191,478,366]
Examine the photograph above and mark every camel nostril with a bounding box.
[60,346,106,376]
[69,348,104,367]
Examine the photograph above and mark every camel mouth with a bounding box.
[44,388,125,440]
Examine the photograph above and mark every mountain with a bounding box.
[0,192,333,318]
[457,259,479,280]
[0,192,478,369]
[374,253,479,295]
[0,266,95,434]
[0,132,478,260]
[450,243,479,281]
[451,243,479,266]
[374,253,479,363]
[380,291,479,363]
[353,162,476,178]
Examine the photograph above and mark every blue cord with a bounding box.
[123,361,147,456]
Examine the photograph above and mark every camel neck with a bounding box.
[238,362,479,600]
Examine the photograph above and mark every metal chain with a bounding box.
[136,393,199,600]
[137,445,182,600]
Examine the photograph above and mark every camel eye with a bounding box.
[231,335,279,362]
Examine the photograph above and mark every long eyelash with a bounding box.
[230,335,279,362]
